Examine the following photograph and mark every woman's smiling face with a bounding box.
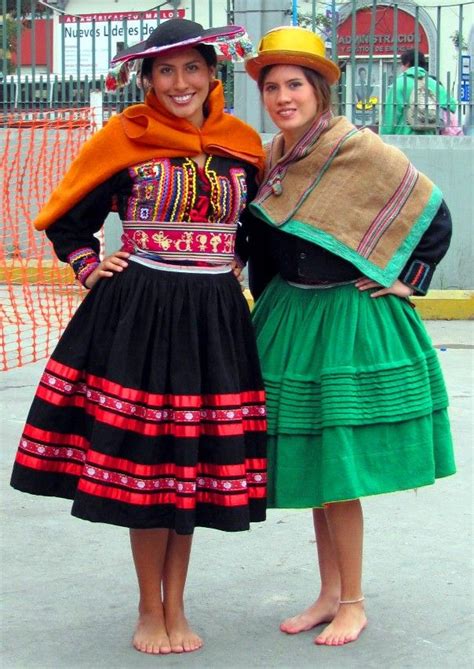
[262,64,319,143]
[150,47,215,127]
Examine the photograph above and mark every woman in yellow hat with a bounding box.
[245,26,455,646]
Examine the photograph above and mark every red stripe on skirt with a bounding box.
[46,358,82,381]
[15,450,266,498]
[16,451,84,477]
[36,386,265,437]
[246,487,266,498]
[45,359,265,407]
[245,458,267,471]
[87,451,254,479]
[84,371,266,408]
[86,451,194,477]
[23,423,89,450]
[78,479,250,507]
[196,491,250,506]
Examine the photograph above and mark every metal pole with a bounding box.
[330,0,337,63]
[233,0,290,132]
[350,0,356,124]
[436,5,441,128]
[457,2,463,124]
[292,0,298,27]
[31,0,36,87]
[365,0,376,127]
[2,0,7,110]
[311,0,316,33]
[16,0,21,83]
[90,89,103,129]
[391,3,399,130]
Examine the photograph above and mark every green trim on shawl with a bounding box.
[251,185,443,287]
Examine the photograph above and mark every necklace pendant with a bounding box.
[271,180,282,196]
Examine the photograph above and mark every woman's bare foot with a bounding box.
[133,609,172,654]
[314,602,367,646]
[166,609,203,653]
[280,595,340,634]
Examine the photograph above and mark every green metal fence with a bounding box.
[325,0,472,132]
[1,1,472,132]
[0,0,236,118]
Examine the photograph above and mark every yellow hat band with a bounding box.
[258,27,327,59]
[245,27,341,85]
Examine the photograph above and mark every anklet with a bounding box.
[339,596,365,604]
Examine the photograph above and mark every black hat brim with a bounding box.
[111,24,244,65]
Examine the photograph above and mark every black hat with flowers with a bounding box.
[106,18,254,91]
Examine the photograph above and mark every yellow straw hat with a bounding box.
[245,26,340,85]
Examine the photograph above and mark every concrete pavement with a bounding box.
[1,321,473,669]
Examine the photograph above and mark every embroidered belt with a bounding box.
[121,220,238,263]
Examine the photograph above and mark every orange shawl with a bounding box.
[34,80,264,230]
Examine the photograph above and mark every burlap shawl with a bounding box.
[34,80,265,230]
[250,115,442,286]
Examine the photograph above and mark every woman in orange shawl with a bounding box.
[11,19,266,655]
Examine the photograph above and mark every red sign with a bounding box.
[59,10,185,24]
[11,19,53,66]
[337,6,429,56]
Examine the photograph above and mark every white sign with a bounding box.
[461,54,470,81]
[57,10,185,76]
[460,81,470,102]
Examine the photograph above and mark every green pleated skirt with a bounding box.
[252,276,455,508]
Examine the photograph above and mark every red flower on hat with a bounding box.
[105,73,118,92]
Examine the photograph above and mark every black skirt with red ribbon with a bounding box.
[11,261,267,534]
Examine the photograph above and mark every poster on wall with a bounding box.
[57,10,185,76]
[352,61,381,126]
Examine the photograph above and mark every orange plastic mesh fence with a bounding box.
[0,108,101,370]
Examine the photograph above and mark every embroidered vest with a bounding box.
[121,155,249,265]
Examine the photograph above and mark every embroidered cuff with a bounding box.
[401,260,434,296]
[67,247,100,287]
